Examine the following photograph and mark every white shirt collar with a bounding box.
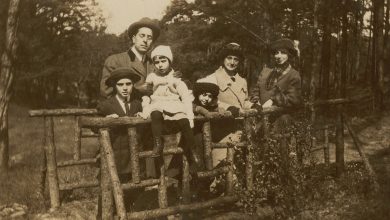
[131,46,144,62]
[115,95,130,114]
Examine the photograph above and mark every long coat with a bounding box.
[97,96,142,174]
[250,66,301,108]
[203,67,253,110]
[100,50,155,98]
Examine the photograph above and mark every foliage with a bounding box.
[10,0,122,107]
[234,113,315,218]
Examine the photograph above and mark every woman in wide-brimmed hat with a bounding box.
[249,38,301,109]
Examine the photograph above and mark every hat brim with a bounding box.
[105,69,142,87]
[193,82,219,97]
[270,39,297,56]
[128,21,160,40]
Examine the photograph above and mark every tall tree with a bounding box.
[0,0,21,171]
[372,0,385,110]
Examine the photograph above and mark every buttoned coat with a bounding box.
[100,50,155,97]
[204,67,252,110]
[97,96,142,174]
[250,66,301,108]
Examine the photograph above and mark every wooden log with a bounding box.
[197,166,229,178]
[128,127,140,183]
[44,117,60,209]
[202,122,213,170]
[122,179,160,190]
[127,195,238,219]
[335,109,345,176]
[158,160,168,208]
[39,148,47,204]
[344,117,380,193]
[226,147,235,195]
[29,109,97,117]
[181,155,191,204]
[211,142,246,149]
[310,146,326,152]
[311,98,351,106]
[79,108,287,129]
[138,148,183,158]
[244,117,254,190]
[74,116,82,160]
[324,125,330,165]
[59,180,99,191]
[99,129,127,220]
[100,146,113,220]
[57,158,98,167]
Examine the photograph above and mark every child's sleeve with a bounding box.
[176,79,195,123]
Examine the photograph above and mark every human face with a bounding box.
[132,27,153,54]
[273,49,289,65]
[153,56,171,76]
[223,55,240,72]
[198,92,213,106]
[115,78,133,100]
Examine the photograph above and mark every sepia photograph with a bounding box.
[0,0,389,219]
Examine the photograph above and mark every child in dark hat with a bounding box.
[192,77,228,117]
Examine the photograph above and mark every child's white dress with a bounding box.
[142,69,194,124]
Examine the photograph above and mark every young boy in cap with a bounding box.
[97,67,143,176]
[139,45,201,174]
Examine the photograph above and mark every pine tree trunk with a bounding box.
[0,0,21,171]
[320,0,333,99]
[373,0,385,110]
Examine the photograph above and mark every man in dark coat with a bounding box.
[100,17,160,98]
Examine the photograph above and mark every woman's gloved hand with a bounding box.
[227,106,240,118]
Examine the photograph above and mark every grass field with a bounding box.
[1,103,99,214]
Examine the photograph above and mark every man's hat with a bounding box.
[105,67,142,87]
[127,17,160,41]
[269,38,298,56]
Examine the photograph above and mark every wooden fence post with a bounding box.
[181,155,191,204]
[244,117,253,190]
[335,107,345,176]
[128,127,140,183]
[99,129,127,220]
[73,116,81,160]
[158,161,168,208]
[100,144,114,220]
[226,147,235,195]
[324,125,330,165]
[44,116,60,209]
[202,122,213,170]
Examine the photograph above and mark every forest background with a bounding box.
[0,0,390,187]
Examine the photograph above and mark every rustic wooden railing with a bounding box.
[28,98,350,218]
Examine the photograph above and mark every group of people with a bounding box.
[97,17,302,186]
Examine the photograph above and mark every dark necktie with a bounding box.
[124,100,131,116]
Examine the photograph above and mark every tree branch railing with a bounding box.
[28,98,350,218]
